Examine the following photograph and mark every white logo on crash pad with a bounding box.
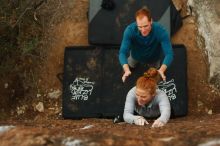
[158,79,177,101]
[69,77,95,101]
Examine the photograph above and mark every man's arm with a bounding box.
[159,26,173,67]
[119,26,133,82]
[119,26,132,66]
[158,26,173,81]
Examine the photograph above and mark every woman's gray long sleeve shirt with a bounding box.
[123,87,171,124]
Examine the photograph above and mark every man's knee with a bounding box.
[128,56,138,68]
[147,60,161,69]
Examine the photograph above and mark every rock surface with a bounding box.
[188,0,220,89]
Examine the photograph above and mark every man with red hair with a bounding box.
[119,7,173,82]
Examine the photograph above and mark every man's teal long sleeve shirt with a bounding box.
[119,22,173,67]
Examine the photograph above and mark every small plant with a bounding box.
[21,37,39,55]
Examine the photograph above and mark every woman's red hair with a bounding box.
[136,68,160,95]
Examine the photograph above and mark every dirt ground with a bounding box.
[0,0,220,146]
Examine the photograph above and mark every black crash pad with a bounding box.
[88,0,182,45]
[62,45,188,119]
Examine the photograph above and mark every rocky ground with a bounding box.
[0,114,220,146]
[0,0,220,146]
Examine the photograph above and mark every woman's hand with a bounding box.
[152,119,165,128]
[134,116,149,126]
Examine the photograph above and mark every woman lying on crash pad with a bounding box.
[123,68,171,127]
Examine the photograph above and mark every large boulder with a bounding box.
[188,0,220,89]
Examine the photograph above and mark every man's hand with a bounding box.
[122,70,131,82]
[158,64,167,81]
[152,119,165,128]
[134,116,149,126]
[158,69,166,81]
[122,64,131,82]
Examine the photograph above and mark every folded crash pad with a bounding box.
[88,0,182,45]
